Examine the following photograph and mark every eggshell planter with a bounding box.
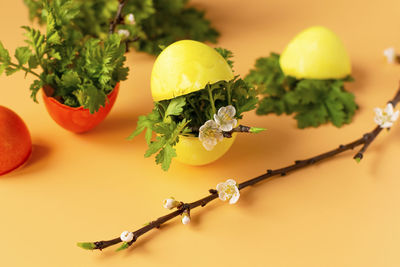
[0,106,32,176]
[42,83,119,133]
[174,133,237,166]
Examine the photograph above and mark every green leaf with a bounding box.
[77,242,96,250]
[24,0,219,56]
[116,242,130,252]
[61,71,81,88]
[5,66,19,76]
[29,79,42,103]
[247,53,357,128]
[164,96,186,118]
[127,110,161,144]
[0,41,11,64]
[83,84,107,114]
[155,144,177,171]
[145,136,167,158]
[28,55,39,69]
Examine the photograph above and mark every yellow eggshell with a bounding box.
[151,40,234,102]
[174,134,237,166]
[280,26,351,79]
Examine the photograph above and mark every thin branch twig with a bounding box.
[79,84,400,251]
[109,0,127,34]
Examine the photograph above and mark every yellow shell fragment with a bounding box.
[151,40,234,101]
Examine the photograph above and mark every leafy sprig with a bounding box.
[129,77,257,171]
[24,0,219,55]
[0,0,129,113]
[245,53,357,128]
[129,48,259,171]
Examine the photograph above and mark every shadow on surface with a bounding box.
[2,144,51,178]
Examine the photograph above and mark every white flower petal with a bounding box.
[182,214,191,225]
[384,47,396,63]
[391,110,400,121]
[381,121,393,128]
[374,108,383,117]
[218,192,228,201]
[219,123,233,132]
[216,179,240,204]
[385,103,394,115]
[226,179,237,186]
[225,105,236,117]
[374,117,382,125]
[229,192,240,204]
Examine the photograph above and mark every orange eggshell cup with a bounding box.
[0,106,32,176]
[42,83,119,133]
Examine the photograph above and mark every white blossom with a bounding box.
[117,29,130,38]
[181,211,191,225]
[120,231,134,242]
[374,103,399,128]
[383,47,397,64]
[216,179,240,204]
[199,120,223,151]
[163,197,180,210]
[214,105,238,132]
[125,13,136,25]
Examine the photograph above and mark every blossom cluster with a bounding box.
[199,105,237,151]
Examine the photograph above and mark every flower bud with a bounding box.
[120,230,134,242]
[163,197,180,209]
[125,13,136,25]
[181,211,191,225]
[117,29,130,39]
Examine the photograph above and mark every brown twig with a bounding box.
[190,124,253,138]
[353,84,400,161]
[109,0,127,34]
[79,84,400,252]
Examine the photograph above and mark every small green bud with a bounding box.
[354,157,361,163]
[249,127,266,133]
[77,242,96,250]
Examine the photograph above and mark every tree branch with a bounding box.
[353,84,400,161]
[109,0,127,35]
[190,124,254,138]
[79,84,400,252]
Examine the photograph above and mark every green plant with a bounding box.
[0,0,129,113]
[128,49,261,171]
[245,53,357,128]
[23,0,219,55]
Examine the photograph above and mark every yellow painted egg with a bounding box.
[150,40,236,166]
[280,26,351,79]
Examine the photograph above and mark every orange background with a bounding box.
[1,0,400,266]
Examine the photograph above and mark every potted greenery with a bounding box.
[129,40,265,171]
[0,0,129,133]
[23,0,219,55]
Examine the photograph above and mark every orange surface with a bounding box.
[1,0,400,266]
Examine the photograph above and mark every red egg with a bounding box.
[0,106,32,176]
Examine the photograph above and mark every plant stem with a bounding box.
[227,82,232,105]
[207,84,217,115]
[80,84,400,252]
[9,62,41,79]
